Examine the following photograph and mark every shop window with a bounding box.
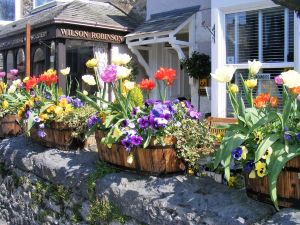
[0,0,15,21]
[33,48,45,75]
[50,41,55,69]
[17,48,25,78]
[34,0,54,8]
[6,51,14,71]
[225,7,294,64]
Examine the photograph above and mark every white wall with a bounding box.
[147,0,210,19]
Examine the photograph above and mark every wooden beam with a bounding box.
[25,24,31,77]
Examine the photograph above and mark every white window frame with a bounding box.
[211,0,300,117]
[0,0,18,24]
[224,7,295,70]
[33,0,55,9]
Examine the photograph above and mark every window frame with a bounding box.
[224,6,296,70]
[0,0,16,23]
[33,0,55,9]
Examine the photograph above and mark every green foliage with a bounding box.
[32,181,47,206]
[180,52,211,80]
[47,184,70,203]
[71,203,83,223]
[87,162,119,197]
[167,119,215,170]
[56,105,96,139]
[87,198,128,225]
[129,86,144,107]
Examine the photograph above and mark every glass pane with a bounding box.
[288,10,294,62]
[0,53,3,71]
[263,7,285,62]
[225,14,235,64]
[0,0,15,21]
[34,0,53,7]
[33,48,45,75]
[17,48,25,79]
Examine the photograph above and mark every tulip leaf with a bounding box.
[249,111,280,134]
[268,148,300,210]
[255,134,280,162]
[77,91,101,111]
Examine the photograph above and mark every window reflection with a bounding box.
[0,0,15,21]
[33,48,45,75]
[34,0,53,8]
[17,48,25,79]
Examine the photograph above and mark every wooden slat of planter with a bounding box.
[0,115,22,138]
[95,130,185,175]
[245,156,300,209]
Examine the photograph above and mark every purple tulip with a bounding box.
[100,65,117,83]
[274,75,283,85]
[0,72,5,78]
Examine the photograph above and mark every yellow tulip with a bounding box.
[86,58,98,68]
[245,79,257,89]
[23,77,29,83]
[229,84,239,94]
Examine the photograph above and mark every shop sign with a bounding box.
[59,28,124,43]
[0,31,48,49]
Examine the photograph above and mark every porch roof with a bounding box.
[126,5,200,38]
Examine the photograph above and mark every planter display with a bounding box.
[30,122,85,151]
[245,156,300,209]
[0,115,22,138]
[95,130,186,175]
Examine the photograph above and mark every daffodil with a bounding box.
[255,161,267,177]
[60,67,70,76]
[82,75,96,86]
[124,80,135,91]
[2,100,9,109]
[211,65,236,83]
[86,58,98,68]
[229,84,239,94]
[262,147,273,159]
[245,79,257,89]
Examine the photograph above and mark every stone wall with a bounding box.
[0,136,299,225]
[22,0,33,17]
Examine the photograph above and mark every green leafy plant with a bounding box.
[180,52,211,80]
[166,119,215,170]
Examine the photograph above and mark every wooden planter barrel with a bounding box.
[245,156,300,209]
[0,115,22,138]
[95,130,186,175]
[30,122,85,151]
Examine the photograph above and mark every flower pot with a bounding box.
[0,114,22,138]
[244,156,300,209]
[30,122,85,151]
[95,130,186,175]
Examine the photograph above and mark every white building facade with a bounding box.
[127,0,300,117]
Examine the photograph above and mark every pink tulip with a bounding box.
[7,73,17,81]
[10,69,18,76]
[100,65,117,83]
[274,75,283,85]
[0,72,5,78]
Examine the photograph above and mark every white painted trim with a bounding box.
[258,10,263,62]
[295,13,300,71]
[170,16,194,36]
[227,62,295,69]
[170,44,185,60]
[284,8,289,62]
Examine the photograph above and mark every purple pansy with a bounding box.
[130,135,143,146]
[72,98,84,108]
[131,107,141,116]
[284,132,292,142]
[232,147,243,160]
[296,133,300,143]
[244,160,255,173]
[137,116,150,129]
[189,110,201,119]
[33,116,40,123]
[87,114,101,128]
[37,130,46,138]
[39,123,45,129]
[121,137,132,151]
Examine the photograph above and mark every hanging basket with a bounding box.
[0,114,22,138]
[95,130,186,175]
[245,156,300,209]
[30,122,85,151]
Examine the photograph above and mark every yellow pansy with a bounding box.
[254,131,263,144]
[17,107,24,119]
[99,112,106,123]
[25,100,34,108]
[229,84,239,94]
[112,126,122,138]
[262,147,273,159]
[46,105,56,113]
[241,146,248,160]
[228,176,237,187]
[86,58,98,68]
[64,104,73,113]
[2,100,9,109]
[54,106,63,115]
[255,161,267,177]
[245,79,257,89]
[59,98,69,108]
[187,168,195,176]
[39,114,49,121]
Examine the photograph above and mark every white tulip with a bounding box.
[211,65,236,83]
[280,70,300,88]
[82,75,96,86]
[7,85,17,94]
[12,79,22,87]
[117,66,131,79]
[124,80,135,91]
[112,53,132,66]
[60,67,70,76]
[248,60,262,76]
